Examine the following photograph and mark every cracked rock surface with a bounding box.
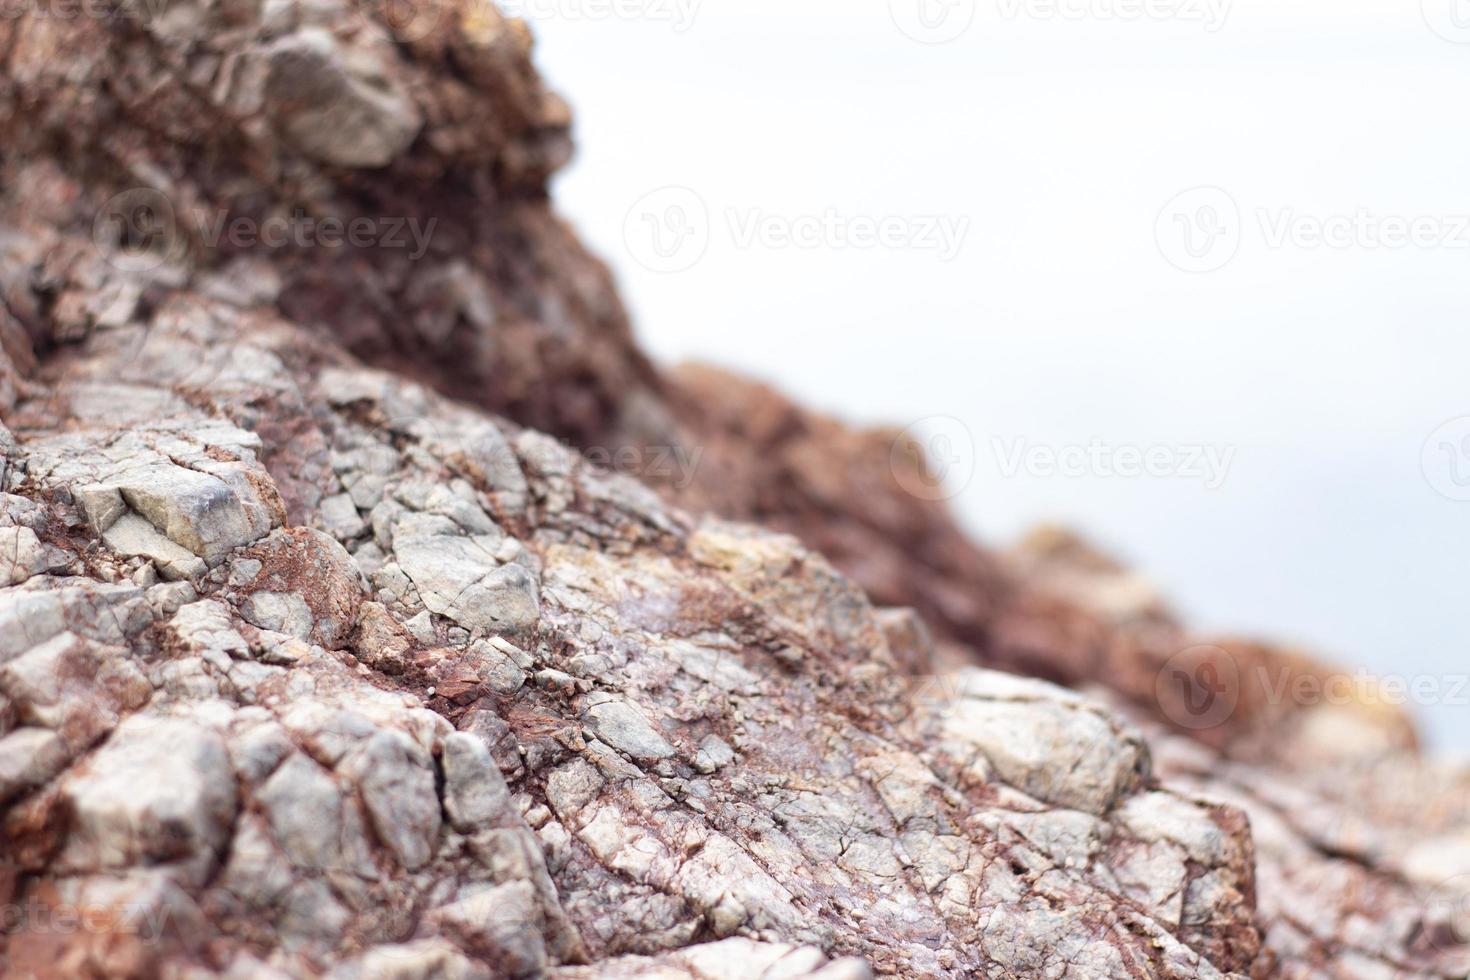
[1,308,1270,978]
[0,1,1468,978]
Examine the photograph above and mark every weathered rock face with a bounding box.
[1,302,1275,978]
[0,2,1466,979]
[665,370,1420,772]
[0,0,1395,766]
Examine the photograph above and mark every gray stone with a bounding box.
[467,638,528,694]
[320,492,367,540]
[341,729,441,870]
[0,581,150,662]
[0,726,70,803]
[218,814,295,911]
[394,525,540,634]
[443,732,513,833]
[147,580,200,617]
[226,719,294,785]
[279,876,353,942]
[102,512,208,580]
[240,591,315,640]
[584,698,674,762]
[76,483,128,532]
[692,734,735,774]
[257,752,351,872]
[169,599,251,663]
[61,716,238,878]
[265,29,422,169]
[280,702,377,766]
[0,526,49,585]
[103,461,270,562]
[432,880,546,977]
[937,669,1148,815]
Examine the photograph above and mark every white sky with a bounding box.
[525,0,1470,749]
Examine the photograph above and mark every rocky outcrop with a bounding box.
[0,0,1388,764]
[0,1,1466,978]
[0,302,1265,978]
[666,369,1419,771]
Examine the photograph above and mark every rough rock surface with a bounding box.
[0,2,1467,978]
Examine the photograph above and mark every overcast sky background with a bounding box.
[523,0,1470,748]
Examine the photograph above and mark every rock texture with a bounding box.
[0,2,1467,978]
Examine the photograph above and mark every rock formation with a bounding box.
[0,1,1467,977]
